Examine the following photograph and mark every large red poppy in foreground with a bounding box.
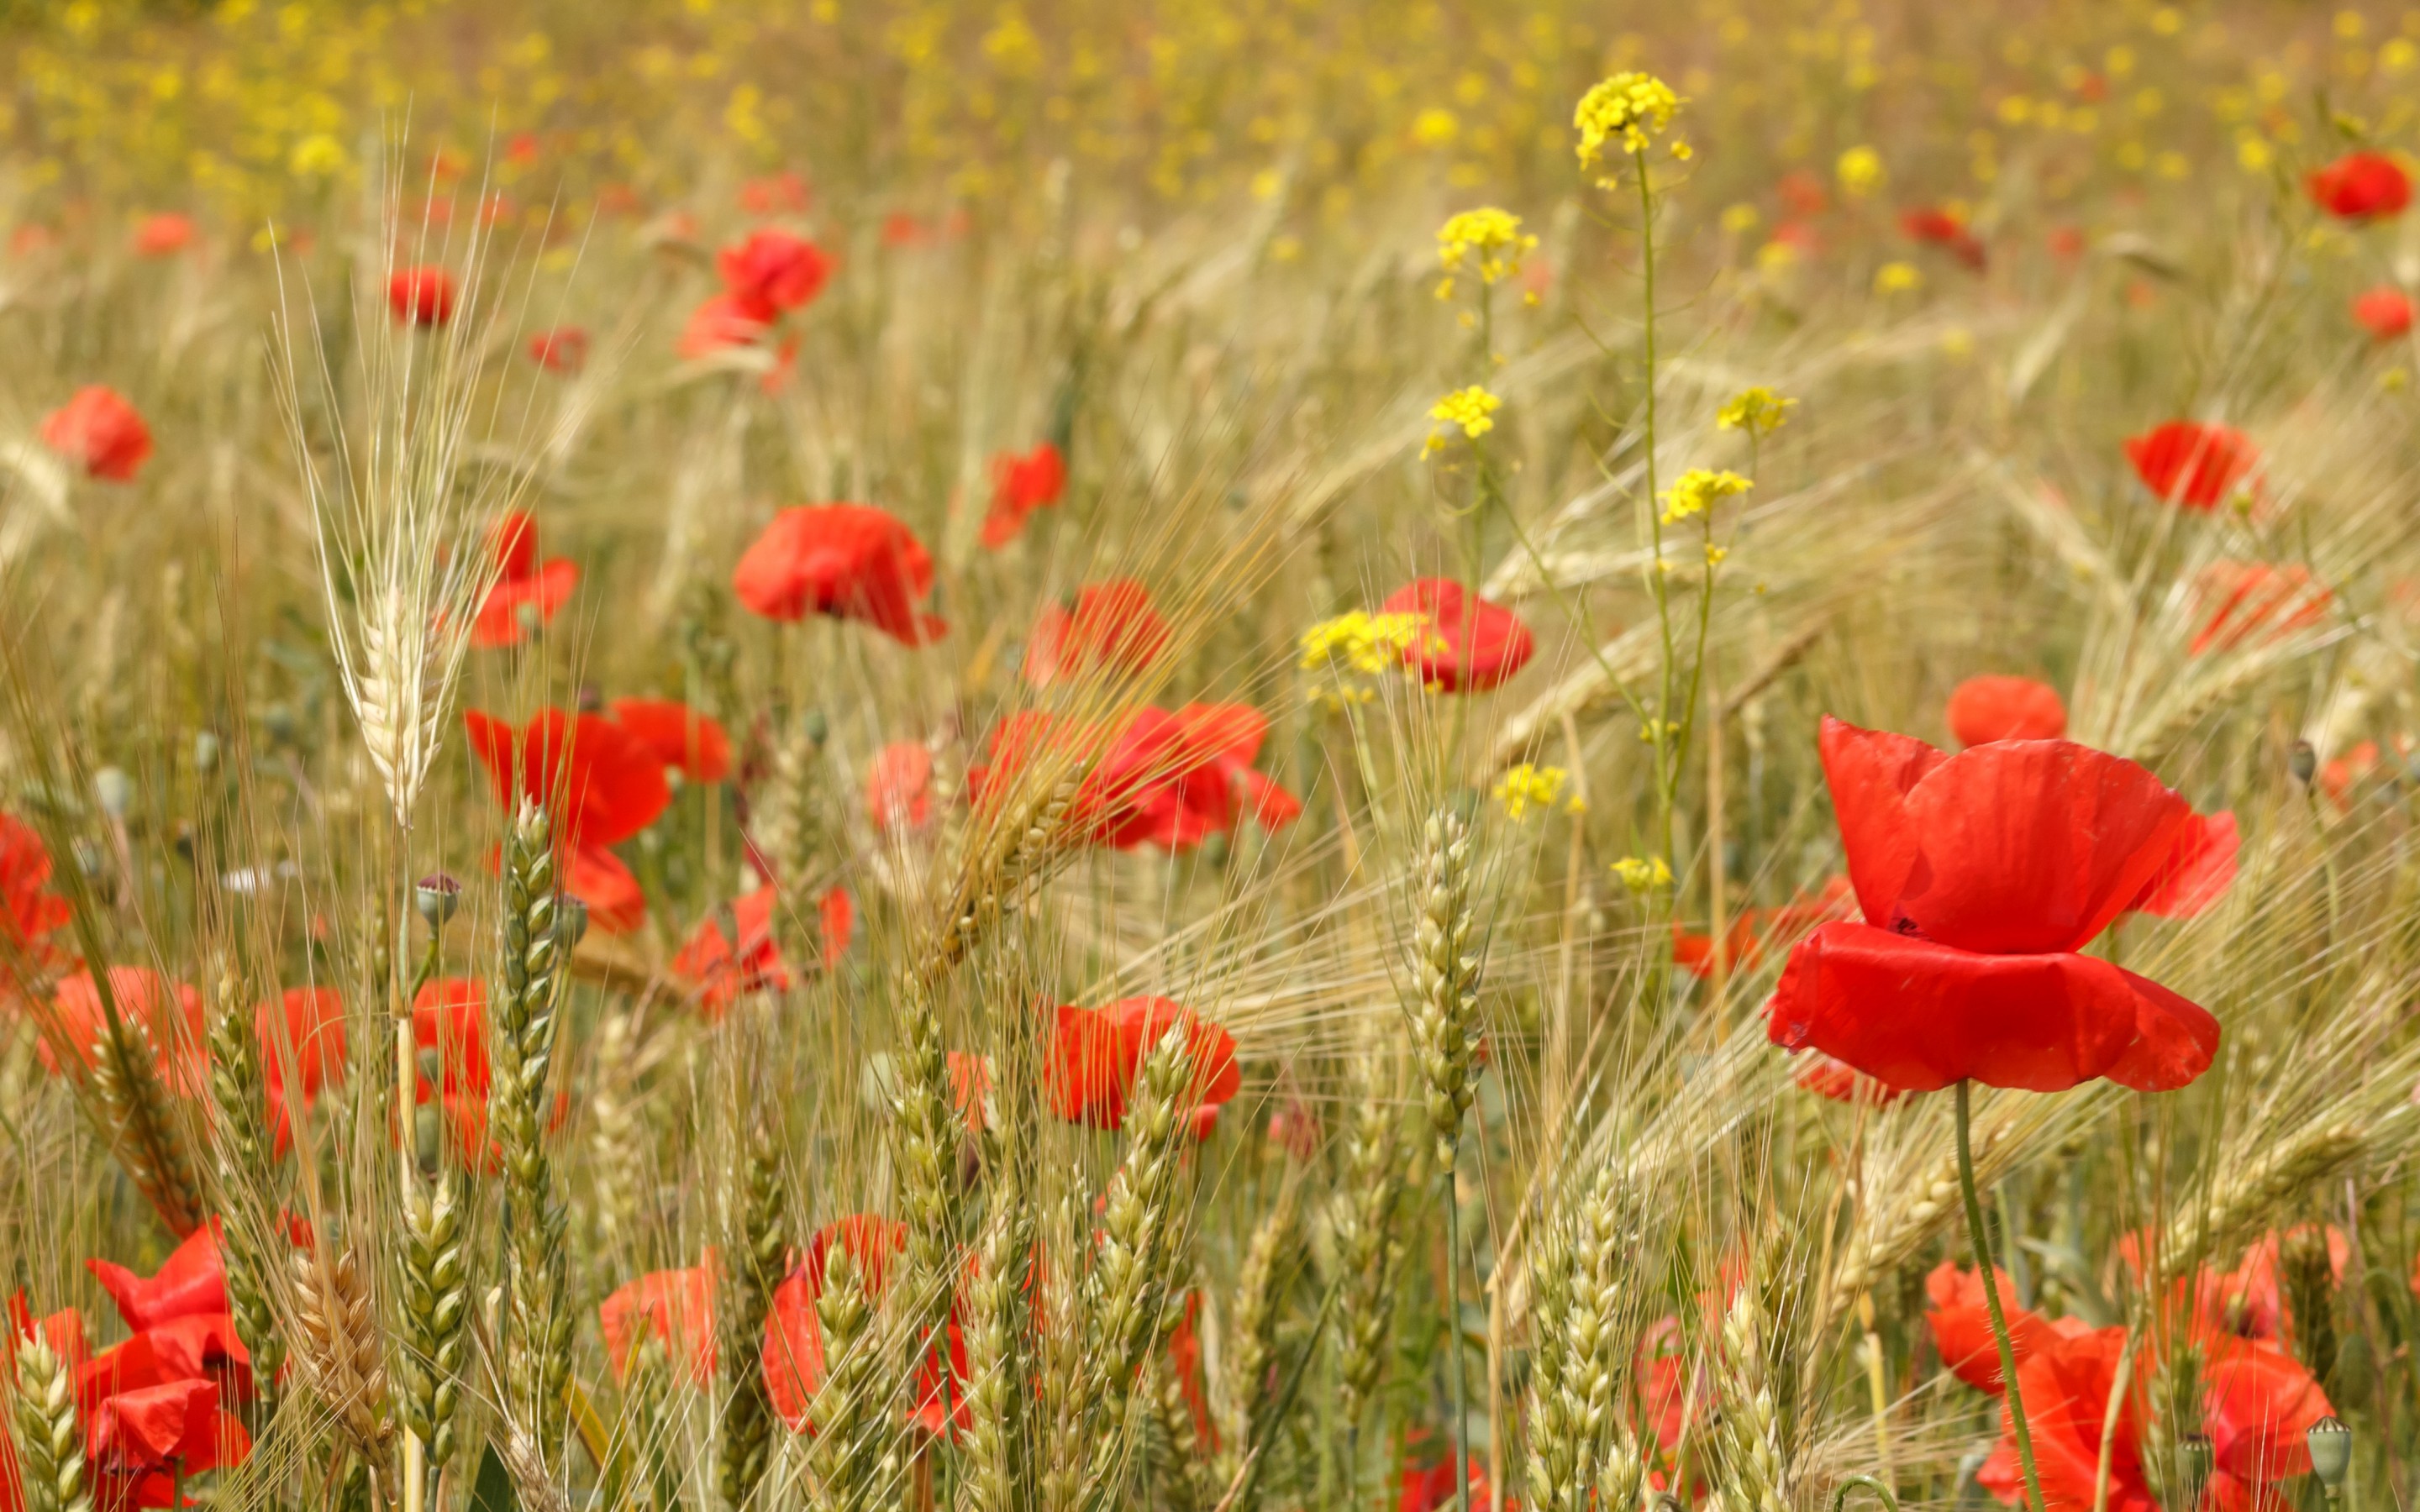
[1765,718,2220,1093]
[732,505,947,644]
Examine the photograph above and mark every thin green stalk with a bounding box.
[1956,1081,2044,1512]
[1445,1157,1470,1512]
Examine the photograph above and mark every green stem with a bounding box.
[1444,1155,1470,1512]
[1956,1081,2044,1512]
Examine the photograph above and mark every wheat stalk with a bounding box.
[492,799,571,1458]
[8,1322,92,1512]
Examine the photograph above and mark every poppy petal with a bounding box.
[1816,717,1949,928]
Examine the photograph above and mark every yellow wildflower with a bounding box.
[1705,544,1728,566]
[1874,260,1923,294]
[1492,764,1574,821]
[1574,71,1683,167]
[1298,612,1425,677]
[1658,467,1752,524]
[1715,386,1796,437]
[1612,854,1673,891]
[1436,207,1539,286]
[1424,386,1502,454]
[1720,202,1762,234]
[1836,144,1885,197]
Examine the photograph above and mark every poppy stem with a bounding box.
[1955,1080,2046,1512]
[1444,1154,1472,1512]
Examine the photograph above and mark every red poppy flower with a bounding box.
[2189,561,2331,656]
[671,885,788,1019]
[1044,996,1241,1132]
[2047,225,2087,260]
[2127,809,2238,920]
[2306,151,2412,221]
[1765,718,2221,1094]
[865,741,936,832]
[1899,207,1986,270]
[1398,1436,1491,1512]
[677,291,776,358]
[2124,422,2260,511]
[2205,1226,2348,1348]
[611,699,732,784]
[1023,580,1171,685]
[408,977,566,1169]
[40,386,153,482]
[463,709,672,932]
[1,812,71,993]
[527,327,590,372]
[1790,1049,1905,1105]
[1778,170,1828,217]
[2321,740,2382,812]
[599,1256,717,1386]
[88,1222,232,1333]
[257,986,348,1159]
[732,505,947,644]
[980,443,1069,548]
[948,1051,993,1131]
[1946,675,2067,747]
[1380,580,1535,692]
[387,266,456,326]
[1165,1289,1218,1451]
[738,172,811,217]
[1075,703,1303,851]
[1925,1261,2072,1394]
[76,1337,252,1512]
[1672,876,1854,979]
[470,512,579,649]
[881,213,929,249]
[132,214,194,257]
[42,969,208,1097]
[717,229,831,313]
[762,1215,968,1437]
[2353,286,2415,339]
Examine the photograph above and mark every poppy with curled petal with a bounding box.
[257,986,347,1158]
[2354,286,2415,339]
[733,505,947,645]
[1076,703,1304,852]
[2307,150,2412,221]
[40,387,153,483]
[1925,1261,2078,1394]
[1765,718,2221,1094]
[600,1255,718,1386]
[611,698,732,784]
[88,1221,231,1334]
[2125,421,2260,511]
[1673,875,1854,980]
[2127,809,2238,920]
[387,266,456,326]
[1947,675,2066,747]
[762,1215,968,1437]
[464,709,671,932]
[41,969,208,1097]
[865,741,935,832]
[1790,1049,1906,1106]
[1380,580,1535,692]
[717,228,831,312]
[1044,996,1241,1134]
[2190,560,2332,657]
[671,885,788,1019]
[677,291,776,358]
[1023,580,1171,685]
[471,513,579,649]
[980,443,1069,547]
[76,1333,253,1512]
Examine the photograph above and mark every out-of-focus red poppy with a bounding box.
[1044,996,1241,1133]
[1672,876,1854,980]
[2047,225,2087,260]
[2354,286,2415,339]
[471,512,579,649]
[2307,150,2412,221]
[678,291,776,358]
[2321,740,2383,812]
[387,265,456,326]
[1,813,71,994]
[257,986,348,1158]
[597,183,644,219]
[2127,809,2238,919]
[504,132,541,165]
[738,171,811,217]
[40,386,153,482]
[76,1331,253,1511]
[2202,1226,2348,1348]
[1925,1261,2079,1394]
[1082,704,1302,851]
[131,214,194,257]
[762,1215,969,1437]
[1165,1289,1217,1451]
[881,213,929,248]
[41,969,208,1097]
[981,443,1069,547]
[611,699,731,784]
[1023,580,1171,685]
[600,1255,718,1386]
[1946,675,2067,747]
[671,885,788,1018]
[2189,560,2331,656]
[528,327,589,372]
[1765,718,2220,1094]
[1899,207,1986,270]
[1789,1049,1906,1105]
[732,505,947,644]
[1779,170,1828,217]
[408,977,566,1169]
[1380,580,1535,693]
[718,228,831,313]
[866,742,936,832]
[2124,421,2260,511]
[88,1222,232,1334]
[948,1051,993,1131]
[761,335,800,396]
[1397,1436,1490,1512]
[463,709,671,932]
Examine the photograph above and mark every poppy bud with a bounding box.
[2307,1416,2352,1490]
[416,873,462,927]
[559,895,590,947]
[94,766,132,819]
[2290,740,2317,785]
[414,1103,442,1167]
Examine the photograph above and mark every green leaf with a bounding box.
[469,1443,519,1512]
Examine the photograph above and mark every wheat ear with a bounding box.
[718,1137,787,1512]
[203,967,285,1410]
[291,1243,397,1473]
[8,1323,92,1512]
[401,1169,471,1501]
[492,799,571,1457]
[806,1237,886,1512]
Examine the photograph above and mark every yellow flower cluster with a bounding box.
[1658,467,1753,525]
[1873,260,1923,294]
[1435,207,1538,291]
[1837,144,1886,197]
[1424,386,1502,454]
[1612,854,1673,891]
[1573,71,1683,167]
[1492,764,1579,821]
[1298,611,1424,676]
[1716,386,1797,438]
